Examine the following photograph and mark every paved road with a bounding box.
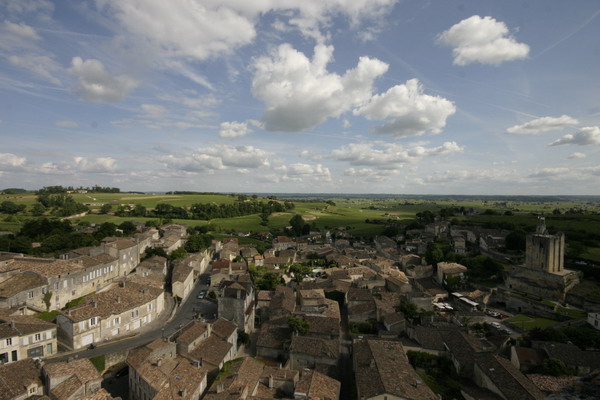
[47,273,217,363]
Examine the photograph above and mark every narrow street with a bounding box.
[339,303,354,400]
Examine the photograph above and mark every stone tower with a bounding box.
[525,219,564,274]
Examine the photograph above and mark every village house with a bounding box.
[0,313,57,365]
[353,338,438,400]
[217,274,255,333]
[56,280,164,350]
[127,339,207,400]
[42,358,102,400]
[171,262,194,302]
[273,236,295,251]
[0,358,44,400]
[436,262,468,287]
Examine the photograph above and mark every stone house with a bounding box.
[273,236,295,251]
[172,262,194,302]
[436,262,468,287]
[0,313,57,365]
[288,335,339,373]
[217,275,255,333]
[353,338,437,400]
[127,339,207,400]
[56,280,164,349]
[0,358,44,400]
[42,358,102,400]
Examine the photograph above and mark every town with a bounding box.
[1,196,599,400]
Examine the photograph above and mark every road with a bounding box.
[47,273,217,363]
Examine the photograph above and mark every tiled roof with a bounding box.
[4,258,83,278]
[43,358,101,387]
[172,263,193,283]
[353,339,437,400]
[62,280,162,322]
[0,272,46,298]
[76,254,118,268]
[211,318,236,340]
[204,357,263,400]
[474,354,544,400]
[49,374,83,400]
[256,324,290,349]
[302,315,339,337]
[294,369,340,400]
[289,336,339,359]
[0,358,42,400]
[79,388,119,400]
[177,321,209,346]
[189,334,232,367]
[0,313,56,338]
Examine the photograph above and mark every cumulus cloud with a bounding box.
[97,0,396,63]
[69,57,138,102]
[437,15,529,65]
[506,115,579,135]
[73,156,118,172]
[219,121,252,138]
[252,43,388,131]
[274,163,332,182]
[344,167,396,182]
[3,0,53,16]
[0,153,27,170]
[332,141,463,168]
[55,120,79,128]
[568,152,586,159]
[354,79,456,137]
[161,144,270,172]
[549,126,600,146]
[299,150,324,161]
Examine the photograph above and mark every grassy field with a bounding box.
[505,314,560,330]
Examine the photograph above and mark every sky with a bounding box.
[1,0,600,195]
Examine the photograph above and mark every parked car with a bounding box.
[197,290,207,299]
[488,322,501,329]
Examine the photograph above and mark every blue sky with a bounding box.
[1,0,599,194]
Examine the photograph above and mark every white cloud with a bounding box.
[354,79,456,137]
[3,0,53,16]
[568,152,586,159]
[549,126,600,146]
[161,144,270,172]
[73,156,118,173]
[1,21,62,84]
[0,153,27,170]
[8,54,62,85]
[344,167,396,182]
[55,120,79,128]
[97,0,397,64]
[218,121,252,138]
[342,119,351,128]
[299,150,324,161]
[69,57,138,102]
[506,115,579,134]
[3,21,41,40]
[437,15,529,66]
[275,163,332,182]
[139,104,168,119]
[252,43,388,131]
[332,141,463,168]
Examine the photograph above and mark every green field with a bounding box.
[505,314,560,330]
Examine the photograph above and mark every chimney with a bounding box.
[268,375,273,389]
[116,296,121,304]
[156,359,162,367]
[119,281,125,288]
[92,301,97,308]
[179,388,187,397]
[217,383,224,393]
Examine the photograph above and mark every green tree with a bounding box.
[425,243,444,265]
[289,214,305,236]
[540,358,573,376]
[505,230,526,251]
[118,221,137,235]
[169,247,188,261]
[99,204,112,214]
[0,201,26,214]
[31,203,46,216]
[287,316,310,335]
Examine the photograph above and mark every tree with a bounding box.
[289,214,305,236]
[169,247,188,261]
[31,203,46,216]
[143,247,168,260]
[425,243,444,266]
[540,358,573,376]
[287,316,310,335]
[118,221,137,235]
[100,204,112,214]
[505,230,526,251]
[0,201,26,214]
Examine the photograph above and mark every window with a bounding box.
[29,387,36,395]
[113,317,121,326]
[147,303,153,311]
[90,317,97,326]
[6,338,12,346]
[27,291,34,299]
[34,333,41,342]
[42,287,47,294]
[131,310,139,318]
